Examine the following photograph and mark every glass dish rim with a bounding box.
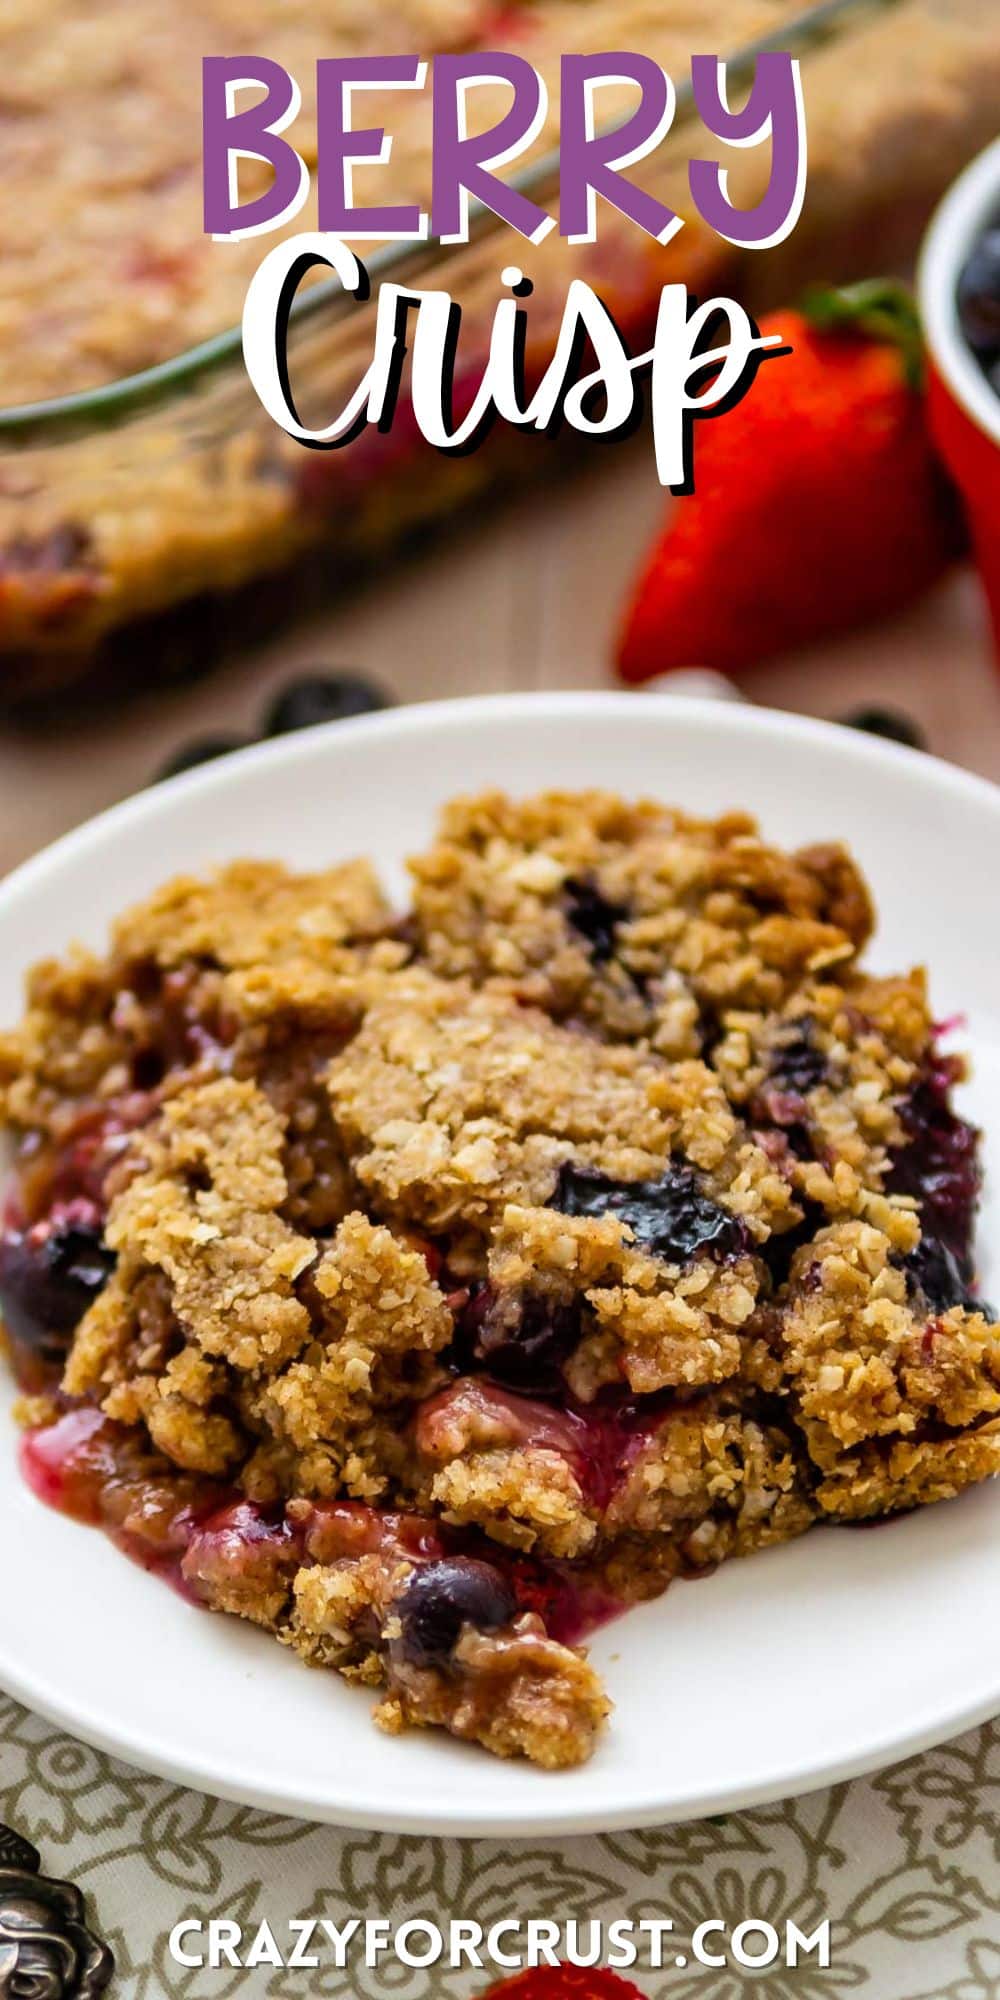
[0,0,894,441]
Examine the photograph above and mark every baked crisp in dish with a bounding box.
[3,1,999,689]
[1,793,997,1768]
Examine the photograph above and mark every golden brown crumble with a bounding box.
[113,859,394,973]
[410,790,873,1047]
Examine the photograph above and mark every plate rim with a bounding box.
[1,691,999,925]
[4,1632,1000,1839]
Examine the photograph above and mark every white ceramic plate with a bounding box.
[1,692,998,1838]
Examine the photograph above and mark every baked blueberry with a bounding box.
[396,1557,516,1670]
[901,1236,983,1315]
[770,1018,828,1096]
[890,1066,981,1266]
[262,673,389,737]
[563,875,628,964]
[473,1289,582,1393]
[0,1219,115,1361]
[553,1162,746,1261]
[155,735,247,782]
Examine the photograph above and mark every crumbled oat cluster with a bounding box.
[2,793,997,1769]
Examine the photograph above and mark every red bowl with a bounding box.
[919,138,1000,656]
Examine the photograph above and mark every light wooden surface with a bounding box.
[1,442,998,878]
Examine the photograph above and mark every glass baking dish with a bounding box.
[0,0,994,707]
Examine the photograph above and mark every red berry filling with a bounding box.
[19,1398,626,1651]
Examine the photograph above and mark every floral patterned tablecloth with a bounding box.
[2,1690,999,1999]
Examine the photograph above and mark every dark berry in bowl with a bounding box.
[262,673,389,737]
[155,734,247,783]
[957,226,1000,362]
[563,875,628,964]
[841,706,926,751]
[553,1162,746,1262]
[396,1557,516,1670]
[0,1218,116,1363]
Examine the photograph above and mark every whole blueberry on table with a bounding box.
[841,706,926,750]
[396,1557,516,1670]
[262,672,390,736]
[957,226,1000,361]
[155,733,247,782]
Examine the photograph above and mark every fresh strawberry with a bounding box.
[616,283,966,681]
[481,1971,644,1998]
